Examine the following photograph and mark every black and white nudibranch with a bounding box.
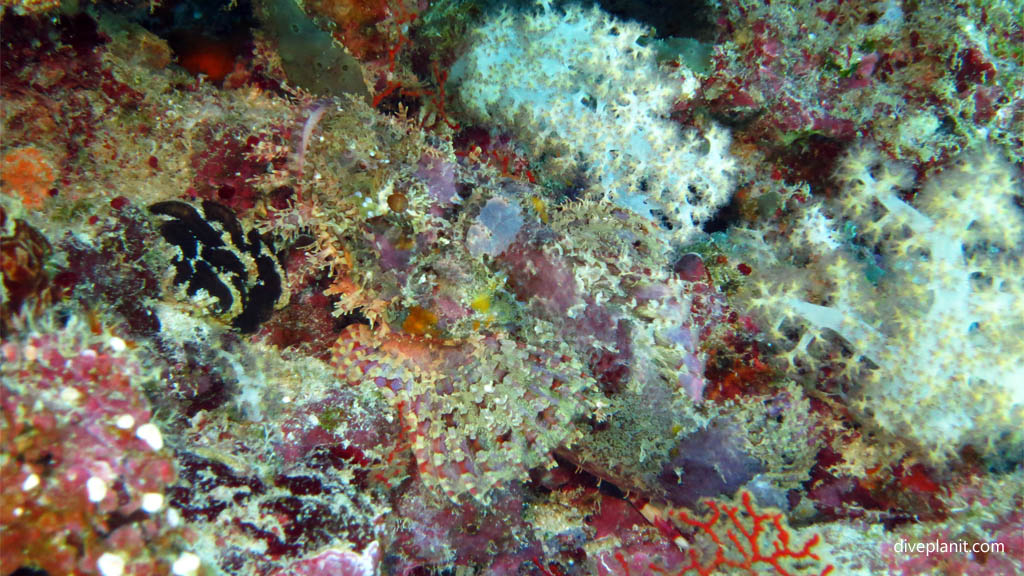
[149,200,288,333]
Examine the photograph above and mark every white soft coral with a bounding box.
[750,141,1024,463]
[449,2,736,243]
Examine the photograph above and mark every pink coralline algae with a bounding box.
[189,129,293,215]
[386,481,537,574]
[878,478,1024,576]
[268,543,380,576]
[0,332,182,575]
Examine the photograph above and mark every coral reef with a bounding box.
[1,0,1021,575]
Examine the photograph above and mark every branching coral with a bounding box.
[671,491,834,576]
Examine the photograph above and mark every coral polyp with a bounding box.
[331,322,597,503]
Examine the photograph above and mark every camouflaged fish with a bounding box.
[330,323,596,504]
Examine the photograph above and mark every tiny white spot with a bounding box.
[97,552,125,576]
[22,473,40,491]
[172,552,201,576]
[135,423,164,451]
[60,387,82,404]
[141,492,164,513]
[115,414,135,430]
[87,476,108,503]
[166,507,182,527]
[108,337,127,352]
[13,507,23,517]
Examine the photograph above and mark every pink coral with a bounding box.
[269,542,380,576]
[1,332,182,575]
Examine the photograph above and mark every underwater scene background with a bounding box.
[1,0,1022,574]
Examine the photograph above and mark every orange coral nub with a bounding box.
[2,147,56,209]
[402,306,438,336]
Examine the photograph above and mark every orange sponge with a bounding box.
[2,147,56,209]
